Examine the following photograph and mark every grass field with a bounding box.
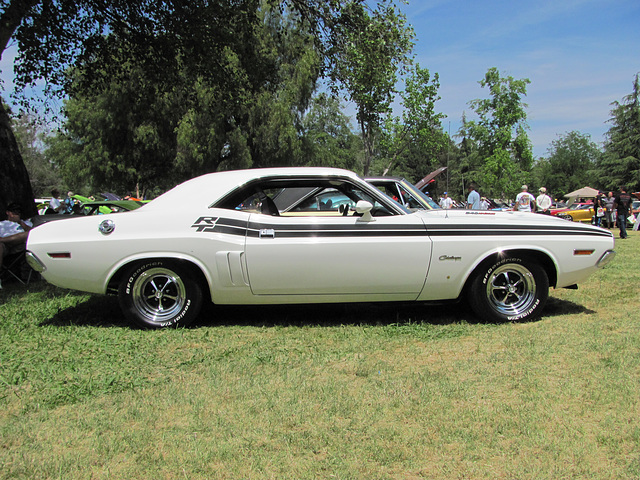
[1,231,639,479]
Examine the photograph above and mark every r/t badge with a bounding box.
[191,217,219,233]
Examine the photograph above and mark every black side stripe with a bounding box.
[194,218,613,239]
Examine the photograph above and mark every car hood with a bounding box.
[413,208,608,231]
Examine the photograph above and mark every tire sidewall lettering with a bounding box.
[507,298,540,321]
[125,261,164,294]
[482,257,523,286]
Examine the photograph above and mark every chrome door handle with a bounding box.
[259,228,275,238]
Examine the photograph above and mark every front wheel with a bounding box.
[118,260,203,328]
[468,256,549,322]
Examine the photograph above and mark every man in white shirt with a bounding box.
[536,187,552,214]
[439,192,453,209]
[515,185,536,212]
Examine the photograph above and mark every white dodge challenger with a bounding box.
[26,168,616,328]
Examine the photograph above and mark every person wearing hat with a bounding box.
[536,187,552,215]
[515,185,536,212]
[439,192,453,209]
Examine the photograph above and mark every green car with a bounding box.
[79,200,143,216]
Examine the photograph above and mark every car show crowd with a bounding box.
[435,183,637,239]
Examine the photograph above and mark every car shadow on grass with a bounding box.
[196,301,480,328]
[36,291,595,329]
[38,293,131,328]
[543,296,596,317]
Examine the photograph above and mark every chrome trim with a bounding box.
[596,250,616,268]
[99,219,116,235]
[25,251,46,273]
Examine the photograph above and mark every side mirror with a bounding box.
[355,200,373,222]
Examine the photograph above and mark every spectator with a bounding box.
[536,187,552,214]
[439,192,454,209]
[63,191,75,214]
[466,184,481,209]
[602,191,615,228]
[46,189,63,214]
[614,187,632,239]
[594,191,605,226]
[515,185,536,212]
[0,203,33,289]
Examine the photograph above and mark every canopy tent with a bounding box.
[564,186,599,199]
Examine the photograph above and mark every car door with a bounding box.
[244,213,432,296]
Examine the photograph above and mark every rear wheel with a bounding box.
[118,260,203,328]
[468,256,549,322]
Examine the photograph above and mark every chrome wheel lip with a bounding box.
[486,263,537,316]
[131,267,187,324]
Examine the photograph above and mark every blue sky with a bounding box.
[395,0,640,157]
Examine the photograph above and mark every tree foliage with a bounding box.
[300,93,361,170]
[532,131,602,199]
[597,73,640,192]
[460,67,532,198]
[328,0,414,175]
[377,64,446,182]
[45,3,324,196]
[0,0,371,212]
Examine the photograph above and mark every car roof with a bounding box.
[143,167,364,211]
[363,176,406,182]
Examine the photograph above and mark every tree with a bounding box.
[597,73,640,192]
[532,131,602,199]
[46,62,184,198]
[12,112,61,197]
[0,0,372,214]
[300,93,361,170]
[377,64,446,181]
[46,3,322,196]
[460,67,532,198]
[328,0,414,175]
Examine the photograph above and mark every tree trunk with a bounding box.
[0,0,40,218]
[0,99,36,218]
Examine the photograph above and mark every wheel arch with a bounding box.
[462,248,558,296]
[107,256,212,301]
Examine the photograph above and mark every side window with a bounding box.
[215,179,399,217]
[287,189,356,216]
[233,188,283,214]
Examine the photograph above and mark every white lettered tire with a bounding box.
[468,255,549,322]
[118,260,203,328]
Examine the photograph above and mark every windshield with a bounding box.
[399,181,441,210]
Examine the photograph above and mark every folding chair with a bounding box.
[0,248,33,286]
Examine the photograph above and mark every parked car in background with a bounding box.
[80,200,143,216]
[31,199,142,227]
[553,203,595,223]
[26,167,615,329]
[364,176,441,211]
